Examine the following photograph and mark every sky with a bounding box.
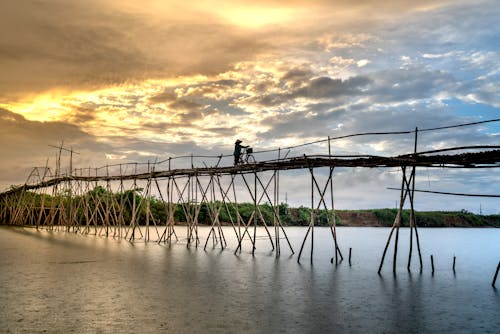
[1,0,499,213]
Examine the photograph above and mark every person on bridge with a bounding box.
[234,139,248,165]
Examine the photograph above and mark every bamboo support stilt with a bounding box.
[378,167,407,273]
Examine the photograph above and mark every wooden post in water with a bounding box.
[431,255,435,274]
[297,157,315,263]
[253,171,292,254]
[253,171,257,255]
[105,165,111,237]
[253,174,275,250]
[186,175,192,246]
[492,261,500,288]
[328,137,343,264]
[310,169,314,262]
[275,148,281,257]
[408,128,416,271]
[378,166,407,273]
[409,128,423,271]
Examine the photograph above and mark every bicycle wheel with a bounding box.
[246,154,256,163]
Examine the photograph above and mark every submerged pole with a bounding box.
[378,166,406,273]
[492,261,500,288]
[310,169,314,262]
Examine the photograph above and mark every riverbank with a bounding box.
[332,209,500,227]
[1,188,498,228]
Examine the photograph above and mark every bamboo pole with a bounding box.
[378,166,407,273]
[275,148,280,256]
[392,170,405,273]
[328,136,342,263]
[214,174,239,242]
[232,174,242,253]
[492,261,500,287]
[253,173,275,250]
[238,173,275,253]
[253,172,257,255]
[168,176,178,242]
[408,127,420,271]
[254,174,294,254]
[297,165,316,263]
[234,174,259,254]
[310,169,314,262]
[129,172,138,241]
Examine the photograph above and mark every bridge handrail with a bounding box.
[3,118,500,191]
[2,145,499,197]
[72,118,500,172]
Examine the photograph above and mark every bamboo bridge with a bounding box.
[1,121,499,272]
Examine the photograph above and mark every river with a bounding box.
[0,226,499,333]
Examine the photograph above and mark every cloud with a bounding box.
[369,67,458,103]
[0,1,270,97]
[356,59,370,67]
[250,75,372,106]
[282,68,315,82]
[148,91,178,104]
[1,0,499,213]
[293,76,372,99]
[0,108,108,187]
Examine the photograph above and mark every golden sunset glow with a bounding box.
[0,0,498,212]
[217,6,297,29]
[2,94,70,122]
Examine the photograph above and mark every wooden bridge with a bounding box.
[1,121,499,272]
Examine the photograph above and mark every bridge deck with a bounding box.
[2,148,499,195]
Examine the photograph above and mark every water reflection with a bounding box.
[0,226,499,333]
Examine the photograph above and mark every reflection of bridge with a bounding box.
[1,122,499,272]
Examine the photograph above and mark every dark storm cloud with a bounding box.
[282,68,314,82]
[141,121,170,132]
[281,67,315,89]
[205,127,238,137]
[148,91,178,104]
[252,75,372,106]
[213,79,239,87]
[70,102,99,123]
[275,67,453,106]
[170,100,203,111]
[0,1,149,95]
[0,1,270,96]
[293,76,372,99]
[160,97,207,124]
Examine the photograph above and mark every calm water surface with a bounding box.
[0,226,499,333]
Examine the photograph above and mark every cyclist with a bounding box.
[234,139,248,165]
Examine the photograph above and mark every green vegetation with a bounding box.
[355,208,500,228]
[2,187,499,228]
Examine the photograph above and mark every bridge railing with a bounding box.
[7,118,500,189]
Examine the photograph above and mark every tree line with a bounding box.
[3,186,499,227]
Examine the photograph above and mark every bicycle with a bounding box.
[238,147,256,164]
